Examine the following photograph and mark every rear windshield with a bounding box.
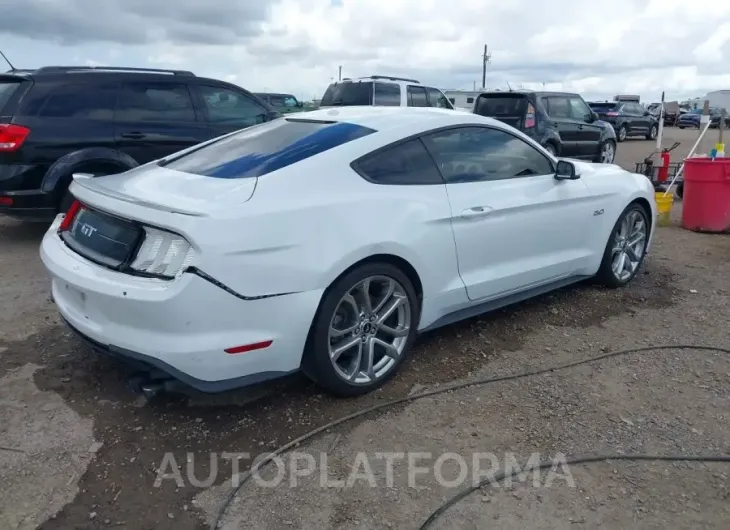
[588,102,619,112]
[321,81,373,106]
[0,81,22,113]
[161,118,376,179]
[474,95,527,116]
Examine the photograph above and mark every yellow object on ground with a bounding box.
[655,192,674,226]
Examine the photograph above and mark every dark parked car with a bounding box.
[587,101,659,142]
[0,66,279,221]
[473,90,617,163]
[677,108,703,129]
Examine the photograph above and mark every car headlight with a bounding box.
[129,226,195,279]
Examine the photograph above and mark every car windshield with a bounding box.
[321,82,373,106]
[160,118,376,179]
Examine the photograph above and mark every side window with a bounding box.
[545,97,570,118]
[568,97,592,121]
[422,127,554,183]
[425,87,452,108]
[373,82,401,106]
[466,97,474,104]
[448,97,455,104]
[354,138,443,185]
[117,83,195,122]
[197,85,268,127]
[407,85,429,107]
[36,83,116,120]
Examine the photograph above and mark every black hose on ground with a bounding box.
[419,454,730,529]
[212,345,730,529]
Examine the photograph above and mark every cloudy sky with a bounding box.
[1,0,729,103]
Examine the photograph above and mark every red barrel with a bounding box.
[681,157,730,232]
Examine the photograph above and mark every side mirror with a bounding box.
[643,111,650,116]
[297,101,304,108]
[555,160,578,180]
[591,111,599,121]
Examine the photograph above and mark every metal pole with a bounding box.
[481,45,487,89]
[656,90,665,151]
[719,108,725,146]
[338,66,342,81]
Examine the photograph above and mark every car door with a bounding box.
[114,81,209,164]
[542,96,580,157]
[568,96,602,158]
[422,126,595,301]
[623,103,644,134]
[193,85,276,139]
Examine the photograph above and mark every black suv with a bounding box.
[0,66,279,221]
[473,90,617,163]
[587,101,659,142]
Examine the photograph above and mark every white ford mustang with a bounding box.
[40,107,656,396]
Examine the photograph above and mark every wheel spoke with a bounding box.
[330,322,358,338]
[378,322,409,337]
[626,245,641,262]
[376,295,405,325]
[372,279,395,314]
[358,278,373,313]
[348,342,363,381]
[363,337,376,379]
[373,337,400,359]
[330,336,359,362]
[615,252,627,276]
[342,293,360,315]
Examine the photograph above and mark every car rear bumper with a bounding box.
[40,218,324,393]
[0,189,57,221]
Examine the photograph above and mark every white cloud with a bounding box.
[1,0,729,103]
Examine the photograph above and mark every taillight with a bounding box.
[0,196,12,206]
[59,200,82,232]
[606,112,619,117]
[525,103,536,128]
[0,124,31,152]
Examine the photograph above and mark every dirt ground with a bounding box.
[1,126,728,530]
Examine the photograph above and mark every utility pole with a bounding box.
[481,45,491,90]
[338,65,342,81]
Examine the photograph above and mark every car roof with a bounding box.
[295,106,504,132]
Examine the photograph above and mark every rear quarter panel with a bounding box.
[578,165,656,268]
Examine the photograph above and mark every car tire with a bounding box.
[676,182,684,199]
[595,202,650,288]
[594,140,616,164]
[543,142,557,157]
[646,124,658,140]
[301,262,420,396]
[616,125,627,142]
[679,126,685,129]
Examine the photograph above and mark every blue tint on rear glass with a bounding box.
[162,118,376,179]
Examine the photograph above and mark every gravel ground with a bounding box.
[0,126,728,529]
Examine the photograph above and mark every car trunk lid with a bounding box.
[71,166,257,217]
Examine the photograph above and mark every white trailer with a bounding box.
[442,90,485,111]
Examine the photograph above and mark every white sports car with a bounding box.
[40,107,656,397]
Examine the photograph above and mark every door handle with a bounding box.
[120,132,146,140]
[461,206,493,219]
